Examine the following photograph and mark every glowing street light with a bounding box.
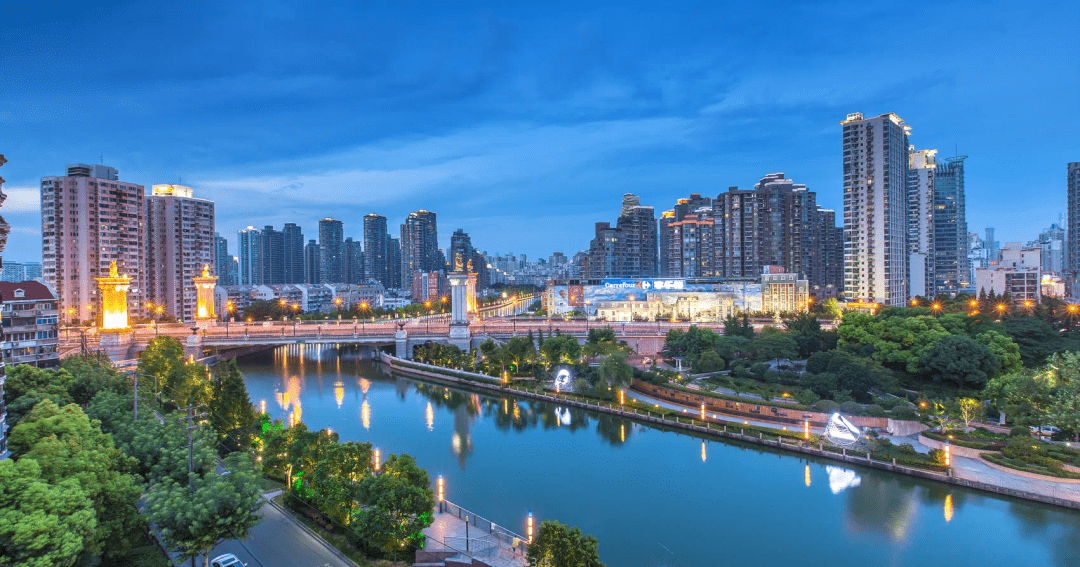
[373,447,381,473]
[526,511,534,544]
[911,299,919,307]
[437,475,445,511]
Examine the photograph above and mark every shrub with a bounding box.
[750,362,768,379]
[865,404,886,417]
[890,406,919,420]
[763,370,781,384]
[1009,426,1032,438]
[813,399,840,413]
[839,401,864,416]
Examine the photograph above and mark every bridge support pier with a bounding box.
[448,323,470,352]
[185,328,203,361]
[395,327,409,359]
[98,331,133,362]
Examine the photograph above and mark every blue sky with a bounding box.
[2,0,1078,262]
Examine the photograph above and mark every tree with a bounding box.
[146,453,263,567]
[0,458,98,567]
[975,330,1023,375]
[785,313,825,358]
[138,336,187,388]
[1002,317,1064,367]
[526,519,605,567]
[985,369,1056,426]
[541,335,582,367]
[9,400,145,559]
[210,359,258,452]
[692,349,725,373]
[1046,381,1080,441]
[956,398,985,430]
[723,315,754,340]
[919,335,1000,390]
[596,351,635,388]
[352,454,434,559]
[752,328,799,362]
[163,361,213,408]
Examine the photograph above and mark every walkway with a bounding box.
[420,510,527,567]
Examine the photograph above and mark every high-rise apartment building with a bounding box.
[1068,163,1080,292]
[907,149,937,298]
[400,210,439,289]
[387,236,402,289]
[238,226,261,285]
[616,199,657,277]
[932,156,969,296]
[1036,221,1066,275]
[214,234,237,286]
[712,174,840,290]
[259,226,285,285]
[319,218,344,283]
[0,154,7,458]
[662,210,715,278]
[586,222,625,279]
[145,185,216,322]
[283,223,305,284]
[841,112,911,306]
[364,214,389,286]
[659,194,712,277]
[41,163,146,323]
[304,240,321,284]
[0,262,43,283]
[343,237,364,284]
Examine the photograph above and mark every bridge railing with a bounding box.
[439,499,529,555]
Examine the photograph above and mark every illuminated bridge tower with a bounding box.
[193,264,218,328]
[447,252,472,352]
[96,261,134,360]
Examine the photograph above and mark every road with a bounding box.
[167,492,356,567]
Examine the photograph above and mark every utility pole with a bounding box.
[178,405,205,567]
[133,373,138,421]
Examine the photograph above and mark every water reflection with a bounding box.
[237,347,1080,567]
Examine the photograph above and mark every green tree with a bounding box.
[975,330,1023,375]
[596,351,635,388]
[0,458,98,567]
[8,400,145,560]
[541,335,582,367]
[209,359,258,452]
[351,454,434,559]
[1002,317,1064,366]
[146,453,263,567]
[1046,381,1080,441]
[985,369,1056,426]
[752,328,799,362]
[137,336,187,388]
[162,361,213,408]
[692,349,725,373]
[919,335,1000,390]
[526,519,605,567]
[784,313,826,358]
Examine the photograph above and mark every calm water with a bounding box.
[238,345,1080,567]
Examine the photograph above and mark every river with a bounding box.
[237,345,1080,567]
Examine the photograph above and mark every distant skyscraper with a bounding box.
[387,236,402,289]
[319,218,344,283]
[41,163,146,322]
[260,226,285,284]
[1068,163,1080,290]
[214,234,237,286]
[986,227,999,265]
[364,214,389,286]
[841,112,911,306]
[304,240,321,284]
[283,223,305,284]
[1037,221,1066,275]
[932,155,969,296]
[659,194,712,277]
[146,184,216,321]
[586,222,625,279]
[238,227,261,285]
[343,237,364,284]
[400,210,439,289]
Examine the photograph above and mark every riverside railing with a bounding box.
[439,499,529,555]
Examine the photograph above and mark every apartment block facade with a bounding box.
[41,164,146,323]
[841,113,910,306]
[145,185,216,322]
[0,281,60,368]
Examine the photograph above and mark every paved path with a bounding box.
[166,492,356,567]
[624,388,824,433]
[422,511,527,567]
[952,456,1080,503]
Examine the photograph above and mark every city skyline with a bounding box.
[2,2,1079,261]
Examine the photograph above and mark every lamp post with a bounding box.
[437,475,445,513]
[526,511,534,544]
[226,301,234,337]
[373,447,381,473]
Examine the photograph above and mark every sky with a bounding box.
[2,0,1078,263]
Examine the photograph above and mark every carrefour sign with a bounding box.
[602,278,685,291]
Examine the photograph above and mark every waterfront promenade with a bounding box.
[418,503,528,567]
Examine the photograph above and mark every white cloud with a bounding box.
[1,187,40,212]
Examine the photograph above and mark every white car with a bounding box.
[210,554,246,567]
[1030,425,1061,436]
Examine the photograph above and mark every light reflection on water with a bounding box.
[239,345,1080,567]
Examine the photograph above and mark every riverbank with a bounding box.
[379,353,1080,511]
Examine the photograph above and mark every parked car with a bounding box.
[1030,425,1061,437]
[210,553,246,567]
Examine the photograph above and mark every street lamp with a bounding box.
[226,301,235,337]
[931,302,941,315]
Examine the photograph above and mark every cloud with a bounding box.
[1,187,40,213]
